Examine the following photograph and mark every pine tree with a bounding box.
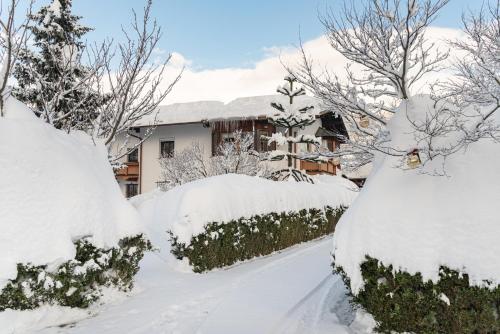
[13,0,103,132]
[265,75,324,182]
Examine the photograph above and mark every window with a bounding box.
[160,140,175,158]
[127,148,138,162]
[221,133,235,143]
[126,183,138,198]
[256,130,271,152]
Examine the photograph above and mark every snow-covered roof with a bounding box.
[341,163,373,180]
[134,95,326,127]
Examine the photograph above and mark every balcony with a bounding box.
[300,160,337,175]
[115,162,139,181]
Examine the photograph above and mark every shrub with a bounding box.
[0,234,152,311]
[336,257,500,334]
[170,206,345,272]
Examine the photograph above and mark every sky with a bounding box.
[73,0,482,69]
[31,0,487,104]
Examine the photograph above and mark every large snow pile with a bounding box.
[0,97,143,289]
[333,95,500,294]
[135,173,358,245]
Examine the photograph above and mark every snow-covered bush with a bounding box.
[159,131,271,191]
[0,235,151,311]
[332,96,500,332]
[0,97,150,311]
[338,257,500,333]
[170,206,345,273]
[136,174,358,272]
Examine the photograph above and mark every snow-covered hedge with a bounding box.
[170,206,345,272]
[0,98,149,310]
[134,174,358,272]
[332,96,500,332]
[0,236,151,311]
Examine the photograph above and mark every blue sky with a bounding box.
[72,0,483,70]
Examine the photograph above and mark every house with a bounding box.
[113,95,352,198]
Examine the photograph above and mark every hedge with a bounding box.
[169,206,345,273]
[0,234,152,311]
[337,256,500,333]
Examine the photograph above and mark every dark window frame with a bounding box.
[160,140,175,158]
[127,148,139,162]
[126,183,138,198]
[256,129,272,152]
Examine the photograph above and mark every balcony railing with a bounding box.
[300,160,337,175]
[115,161,139,180]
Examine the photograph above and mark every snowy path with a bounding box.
[33,238,368,334]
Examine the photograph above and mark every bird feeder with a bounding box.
[407,149,421,169]
[359,115,370,128]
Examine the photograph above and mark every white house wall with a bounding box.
[113,118,326,197]
[140,123,212,193]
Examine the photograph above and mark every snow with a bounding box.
[267,132,322,145]
[13,238,375,334]
[1,167,370,333]
[136,173,358,244]
[333,95,500,294]
[0,97,143,289]
[135,95,324,127]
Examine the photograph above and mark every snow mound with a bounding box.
[0,97,143,289]
[135,174,358,245]
[333,95,500,294]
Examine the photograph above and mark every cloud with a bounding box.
[160,26,466,105]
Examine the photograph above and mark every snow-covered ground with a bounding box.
[1,170,370,334]
[10,238,373,334]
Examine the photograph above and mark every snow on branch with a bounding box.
[91,0,182,161]
[0,0,34,116]
[265,133,322,146]
[435,1,500,146]
[291,0,451,170]
[159,131,271,190]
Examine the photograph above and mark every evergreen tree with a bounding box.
[13,0,103,131]
[265,75,325,182]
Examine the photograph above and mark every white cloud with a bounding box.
[160,26,465,105]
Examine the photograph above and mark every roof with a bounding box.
[315,127,338,137]
[134,95,326,127]
[342,163,372,180]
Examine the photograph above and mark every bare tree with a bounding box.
[0,0,34,116]
[159,141,210,190]
[437,1,500,145]
[159,131,271,191]
[212,130,266,176]
[394,1,500,169]
[293,0,449,170]
[92,0,182,161]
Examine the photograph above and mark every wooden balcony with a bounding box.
[300,160,337,175]
[115,162,139,181]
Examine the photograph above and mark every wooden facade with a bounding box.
[300,160,337,175]
[210,117,345,177]
[211,119,277,155]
